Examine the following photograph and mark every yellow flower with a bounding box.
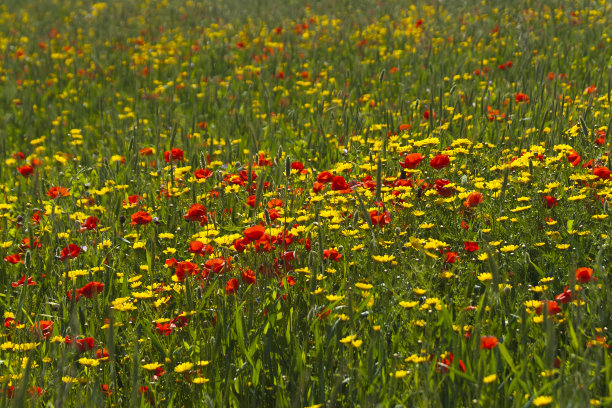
[399,301,419,309]
[142,362,162,371]
[372,254,395,263]
[78,358,100,367]
[533,396,553,406]
[326,294,344,302]
[477,273,493,282]
[390,370,408,378]
[483,374,497,383]
[192,377,209,384]
[500,245,519,252]
[174,362,194,373]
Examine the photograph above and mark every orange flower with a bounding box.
[480,336,498,349]
[575,267,593,283]
[463,192,484,208]
[184,203,207,224]
[131,211,152,225]
[400,153,424,169]
[46,186,70,199]
[429,154,450,170]
[244,225,266,240]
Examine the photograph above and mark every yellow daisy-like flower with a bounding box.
[174,362,194,373]
[339,334,357,344]
[483,374,497,383]
[372,254,396,263]
[399,301,419,309]
[477,272,493,282]
[533,396,553,406]
[142,362,162,371]
[390,370,408,378]
[500,245,519,252]
[78,358,100,367]
[326,294,344,302]
[192,377,209,384]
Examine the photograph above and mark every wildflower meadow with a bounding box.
[0,0,610,406]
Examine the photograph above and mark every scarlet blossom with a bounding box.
[370,210,391,226]
[59,244,81,261]
[4,253,23,264]
[46,186,70,199]
[291,161,308,174]
[480,336,498,349]
[80,216,99,231]
[567,150,581,167]
[155,322,175,336]
[444,251,458,264]
[31,320,54,339]
[331,175,351,192]
[254,233,274,252]
[75,337,95,352]
[434,179,455,197]
[77,281,104,299]
[163,148,184,162]
[96,348,109,359]
[536,300,561,316]
[194,168,213,179]
[241,268,256,284]
[323,248,342,261]
[312,182,325,193]
[188,240,214,256]
[422,110,434,120]
[594,130,605,145]
[204,258,227,274]
[244,225,266,241]
[19,238,41,251]
[400,153,425,169]
[317,171,334,183]
[279,275,296,287]
[268,198,283,208]
[174,261,200,281]
[183,203,207,224]
[11,275,36,287]
[17,165,34,177]
[139,147,154,156]
[555,287,572,304]
[430,154,450,170]
[543,196,558,209]
[131,211,152,225]
[233,237,250,253]
[584,85,597,94]
[123,194,142,206]
[575,267,593,283]
[463,192,484,208]
[225,278,239,295]
[593,166,610,180]
[514,92,529,103]
[464,241,479,252]
[100,384,112,396]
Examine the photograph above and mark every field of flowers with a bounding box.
[0,0,610,406]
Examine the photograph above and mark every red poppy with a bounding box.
[514,93,529,103]
[80,216,99,231]
[567,150,581,167]
[164,148,184,162]
[444,251,458,264]
[131,211,152,225]
[464,241,479,252]
[46,186,70,199]
[75,337,96,352]
[183,203,207,224]
[204,258,227,274]
[595,130,605,145]
[317,171,334,183]
[31,320,54,339]
[225,278,239,295]
[77,281,104,299]
[323,248,342,261]
[244,225,266,241]
[575,267,593,283]
[555,287,572,304]
[370,210,391,226]
[17,165,34,177]
[430,154,450,170]
[480,336,498,349]
[174,261,200,281]
[543,196,558,208]
[194,168,213,179]
[312,182,325,193]
[139,147,154,156]
[593,166,610,180]
[100,384,112,396]
[4,253,23,264]
[246,195,257,207]
[331,175,350,191]
[400,153,425,169]
[463,192,484,208]
[233,237,250,253]
[434,179,455,197]
[11,275,36,287]
[96,348,109,359]
[59,244,81,261]
[535,300,561,316]
[268,198,283,208]
[241,268,256,284]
